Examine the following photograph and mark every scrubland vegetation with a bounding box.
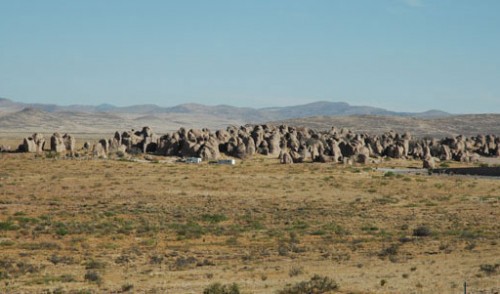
[0,151,499,293]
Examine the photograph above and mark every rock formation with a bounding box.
[19,133,45,153]
[16,125,499,169]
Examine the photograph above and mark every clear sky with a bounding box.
[1,0,499,113]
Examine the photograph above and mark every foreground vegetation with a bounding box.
[0,151,499,293]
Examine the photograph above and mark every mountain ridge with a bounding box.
[2,97,498,137]
[0,97,451,119]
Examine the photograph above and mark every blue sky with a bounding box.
[1,0,499,113]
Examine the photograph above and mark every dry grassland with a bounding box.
[0,151,499,293]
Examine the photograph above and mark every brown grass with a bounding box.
[0,150,499,293]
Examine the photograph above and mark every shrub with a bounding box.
[277,275,339,294]
[84,270,102,284]
[121,283,134,292]
[49,254,75,265]
[20,242,60,250]
[85,259,107,270]
[0,221,18,231]
[171,256,198,270]
[289,266,304,277]
[479,264,499,275]
[278,243,289,256]
[203,282,240,294]
[413,225,431,237]
[60,274,76,282]
[378,244,399,258]
[170,222,205,239]
[383,171,395,177]
[201,214,228,223]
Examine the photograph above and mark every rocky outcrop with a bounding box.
[50,133,76,153]
[18,125,498,167]
[92,141,108,158]
[19,133,45,153]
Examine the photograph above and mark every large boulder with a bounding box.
[198,136,220,160]
[267,133,282,155]
[50,133,76,153]
[423,156,435,169]
[50,133,66,153]
[19,133,45,153]
[280,151,293,164]
[92,142,107,158]
[0,145,11,152]
[63,134,76,153]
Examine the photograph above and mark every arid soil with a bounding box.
[0,150,499,293]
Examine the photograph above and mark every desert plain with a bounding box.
[0,135,499,294]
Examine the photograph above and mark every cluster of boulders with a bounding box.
[91,125,499,167]
[18,133,46,153]
[18,133,75,154]
[89,127,160,158]
[50,133,76,154]
[14,125,499,168]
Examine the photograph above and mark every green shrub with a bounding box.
[20,242,60,250]
[383,171,395,177]
[201,214,228,223]
[203,282,240,294]
[84,270,102,284]
[85,259,107,270]
[277,275,339,294]
[413,225,432,237]
[0,221,18,231]
[170,222,205,239]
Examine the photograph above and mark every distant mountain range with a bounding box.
[1,97,497,137]
[0,97,450,120]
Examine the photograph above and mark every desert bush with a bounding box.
[201,214,228,223]
[225,236,238,245]
[48,254,75,265]
[45,151,60,159]
[277,275,339,294]
[84,259,107,270]
[60,274,76,283]
[320,222,349,236]
[115,254,132,265]
[20,242,60,250]
[373,196,399,205]
[84,270,102,284]
[378,244,399,258]
[121,283,134,292]
[170,222,205,239]
[383,171,395,177]
[479,263,499,275]
[361,225,379,232]
[149,254,163,265]
[0,258,43,280]
[171,256,198,270]
[203,282,240,294]
[0,220,18,231]
[278,243,289,256]
[289,266,304,277]
[412,225,431,237]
